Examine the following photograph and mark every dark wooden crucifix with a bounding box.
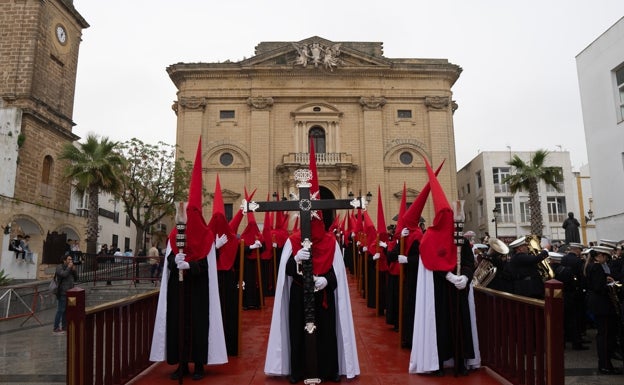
[243,168,367,384]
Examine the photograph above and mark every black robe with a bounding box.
[432,241,476,370]
[165,252,210,365]
[387,240,420,348]
[285,256,339,382]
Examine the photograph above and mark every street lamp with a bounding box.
[586,209,594,222]
[492,207,500,238]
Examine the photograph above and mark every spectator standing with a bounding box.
[53,254,78,334]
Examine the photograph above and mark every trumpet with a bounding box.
[526,235,554,282]
[472,237,509,287]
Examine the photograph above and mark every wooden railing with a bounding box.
[65,287,159,385]
[474,280,564,385]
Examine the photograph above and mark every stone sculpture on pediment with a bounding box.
[292,41,342,71]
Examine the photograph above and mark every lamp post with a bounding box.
[492,207,500,239]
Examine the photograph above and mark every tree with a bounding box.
[502,149,563,237]
[60,134,125,254]
[116,138,192,253]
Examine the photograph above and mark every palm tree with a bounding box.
[502,149,563,237]
[60,134,125,254]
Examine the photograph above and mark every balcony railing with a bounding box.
[281,152,352,165]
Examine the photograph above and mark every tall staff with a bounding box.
[398,234,405,348]
[452,200,466,376]
[255,239,264,308]
[174,202,187,385]
[237,240,244,355]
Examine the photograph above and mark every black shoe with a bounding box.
[572,344,589,350]
[169,364,189,380]
[613,351,624,361]
[430,369,444,377]
[288,375,300,384]
[192,363,204,381]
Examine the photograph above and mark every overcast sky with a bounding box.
[72,0,624,171]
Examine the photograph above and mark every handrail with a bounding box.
[0,283,43,326]
[474,280,564,385]
[66,287,159,385]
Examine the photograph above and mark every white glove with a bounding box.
[401,228,409,237]
[294,248,310,262]
[351,232,356,238]
[373,253,381,261]
[177,261,190,270]
[356,241,361,247]
[362,246,368,252]
[215,234,228,249]
[398,255,408,264]
[455,275,469,290]
[249,240,262,249]
[174,253,186,264]
[272,242,278,248]
[445,272,459,284]
[314,276,328,290]
[379,241,387,248]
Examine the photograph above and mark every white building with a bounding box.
[576,16,624,241]
[69,191,139,253]
[456,151,594,245]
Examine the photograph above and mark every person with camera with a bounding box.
[53,254,78,335]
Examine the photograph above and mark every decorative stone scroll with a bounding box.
[359,96,387,110]
[292,42,342,71]
[178,96,207,111]
[247,96,274,110]
[425,96,450,110]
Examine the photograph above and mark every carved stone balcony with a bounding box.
[280,152,353,166]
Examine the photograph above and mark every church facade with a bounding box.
[169,37,462,226]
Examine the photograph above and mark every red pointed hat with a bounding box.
[168,137,214,262]
[419,157,456,271]
[376,185,389,244]
[241,187,262,245]
[208,173,238,270]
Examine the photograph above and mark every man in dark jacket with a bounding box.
[53,255,78,334]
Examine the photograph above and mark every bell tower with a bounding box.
[0,0,89,278]
[0,0,88,207]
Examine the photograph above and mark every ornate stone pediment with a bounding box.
[239,36,392,70]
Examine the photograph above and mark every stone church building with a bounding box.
[170,36,462,225]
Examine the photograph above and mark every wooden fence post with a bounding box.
[544,279,564,385]
[66,287,86,385]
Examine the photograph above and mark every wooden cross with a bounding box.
[243,168,367,383]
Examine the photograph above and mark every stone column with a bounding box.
[359,96,386,215]
[174,97,207,160]
[425,96,457,195]
[247,97,274,193]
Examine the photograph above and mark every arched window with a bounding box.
[41,155,54,197]
[308,126,326,153]
[42,155,53,184]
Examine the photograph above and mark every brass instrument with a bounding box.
[526,235,554,282]
[472,237,509,287]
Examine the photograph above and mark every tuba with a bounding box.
[526,235,554,282]
[472,237,509,287]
